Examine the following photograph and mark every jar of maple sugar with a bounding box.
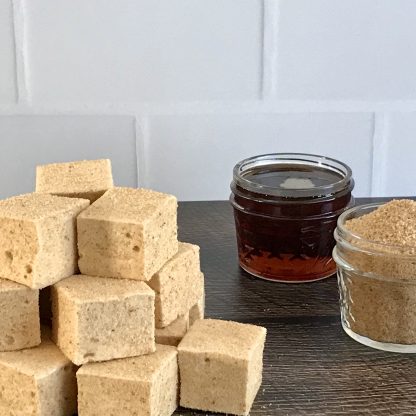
[230,153,354,283]
[334,200,416,353]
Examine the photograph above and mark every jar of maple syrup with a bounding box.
[230,153,354,283]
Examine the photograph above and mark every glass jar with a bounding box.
[230,153,354,283]
[334,203,416,353]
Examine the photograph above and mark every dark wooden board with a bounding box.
[175,198,416,416]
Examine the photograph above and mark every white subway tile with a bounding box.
[277,0,416,100]
[382,113,416,197]
[0,115,137,199]
[0,0,16,103]
[146,113,374,200]
[25,0,262,103]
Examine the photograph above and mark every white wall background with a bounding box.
[0,0,415,200]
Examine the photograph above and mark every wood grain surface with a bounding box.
[174,198,416,416]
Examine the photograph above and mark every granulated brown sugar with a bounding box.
[345,199,416,253]
[338,199,416,345]
[342,199,416,280]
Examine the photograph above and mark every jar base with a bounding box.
[239,263,334,283]
[342,323,416,353]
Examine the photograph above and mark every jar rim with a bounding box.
[232,153,353,198]
[336,202,416,257]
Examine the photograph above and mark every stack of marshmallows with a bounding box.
[0,159,266,416]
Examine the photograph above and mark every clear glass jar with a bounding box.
[334,203,416,353]
[230,153,354,283]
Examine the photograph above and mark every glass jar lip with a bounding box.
[232,153,353,198]
[336,202,416,257]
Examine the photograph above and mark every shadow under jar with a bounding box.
[230,153,354,283]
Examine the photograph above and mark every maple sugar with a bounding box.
[335,200,416,349]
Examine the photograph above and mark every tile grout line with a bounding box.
[261,0,279,100]
[369,113,376,196]
[135,115,149,188]
[3,101,416,116]
[133,116,140,187]
[11,0,30,105]
[370,112,389,197]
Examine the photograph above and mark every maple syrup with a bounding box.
[230,154,354,283]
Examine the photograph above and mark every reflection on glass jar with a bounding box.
[230,153,354,283]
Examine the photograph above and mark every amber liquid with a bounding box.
[232,164,353,282]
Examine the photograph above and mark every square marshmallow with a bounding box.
[148,243,203,328]
[0,193,89,289]
[78,187,178,281]
[0,278,40,352]
[77,345,178,416]
[0,334,77,415]
[155,314,189,347]
[189,281,205,326]
[36,159,114,203]
[178,319,266,416]
[52,274,155,365]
